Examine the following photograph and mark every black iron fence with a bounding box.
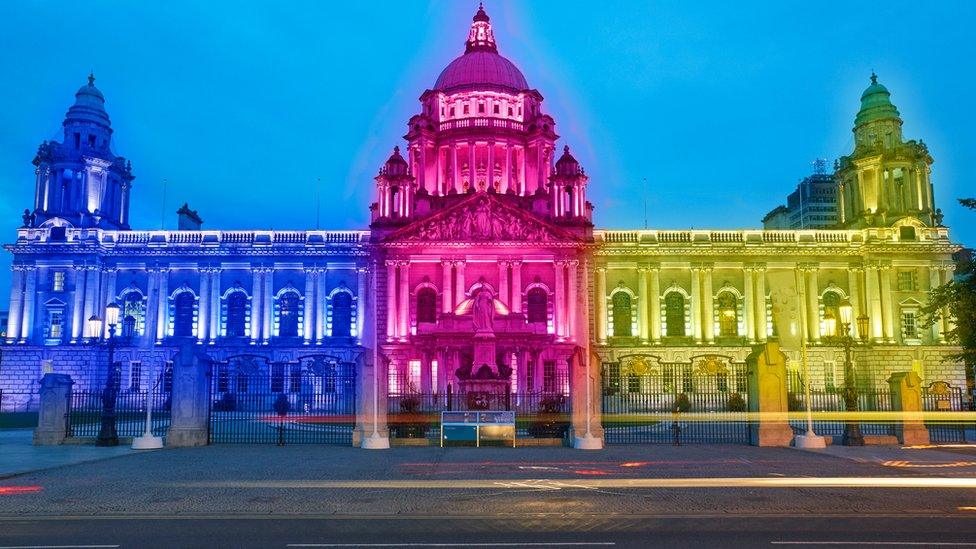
[387,385,570,442]
[207,361,356,445]
[789,389,895,438]
[600,359,752,445]
[67,389,171,439]
[0,390,39,413]
[923,382,968,443]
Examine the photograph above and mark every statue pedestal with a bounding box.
[458,379,510,410]
[471,331,497,378]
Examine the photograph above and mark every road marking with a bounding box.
[772,543,976,546]
[288,543,616,547]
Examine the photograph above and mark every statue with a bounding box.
[472,287,494,333]
[934,208,944,227]
[474,200,492,239]
[22,209,35,228]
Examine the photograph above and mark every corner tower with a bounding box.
[834,74,935,229]
[30,75,134,230]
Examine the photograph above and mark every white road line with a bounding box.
[772,543,976,546]
[286,541,617,549]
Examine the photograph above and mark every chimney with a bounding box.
[176,203,203,230]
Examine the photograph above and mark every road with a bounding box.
[4,515,976,548]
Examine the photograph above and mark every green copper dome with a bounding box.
[855,73,900,127]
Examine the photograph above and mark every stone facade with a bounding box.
[0,6,967,435]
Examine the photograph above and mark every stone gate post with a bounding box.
[887,371,929,446]
[746,342,794,447]
[570,347,605,449]
[33,373,73,445]
[166,342,211,447]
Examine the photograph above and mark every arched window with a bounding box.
[822,290,842,337]
[716,292,738,337]
[611,292,633,337]
[173,292,196,337]
[416,287,437,324]
[665,292,686,337]
[121,291,144,337]
[331,291,353,337]
[226,291,248,337]
[278,292,301,337]
[527,288,548,323]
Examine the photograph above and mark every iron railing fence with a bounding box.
[789,389,895,438]
[387,385,571,441]
[67,389,172,439]
[0,390,39,413]
[923,383,969,443]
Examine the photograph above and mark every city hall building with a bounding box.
[0,6,965,447]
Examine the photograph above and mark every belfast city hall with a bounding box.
[1,6,966,448]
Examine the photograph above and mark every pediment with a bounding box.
[385,194,579,244]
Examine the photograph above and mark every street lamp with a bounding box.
[95,302,122,447]
[836,299,864,446]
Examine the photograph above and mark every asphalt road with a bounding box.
[3,515,976,548]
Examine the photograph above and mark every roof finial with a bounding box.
[88,71,95,86]
[870,71,877,85]
[563,145,570,154]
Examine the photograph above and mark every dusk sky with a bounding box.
[1,0,973,295]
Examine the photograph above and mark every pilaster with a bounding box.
[649,265,661,344]
[595,266,607,345]
[637,266,649,344]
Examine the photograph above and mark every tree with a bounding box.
[921,198,976,399]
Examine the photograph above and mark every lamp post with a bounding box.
[95,303,121,447]
[836,300,864,447]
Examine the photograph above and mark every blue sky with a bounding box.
[0,1,973,296]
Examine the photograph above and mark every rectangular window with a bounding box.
[463,104,469,115]
[270,363,285,393]
[289,365,302,393]
[493,104,499,114]
[431,359,439,394]
[543,360,556,393]
[902,310,919,340]
[49,311,63,339]
[897,271,916,291]
[508,106,513,116]
[478,103,485,113]
[450,106,456,116]
[408,359,422,391]
[824,360,836,391]
[129,361,142,392]
[388,364,400,395]
[52,271,65,291]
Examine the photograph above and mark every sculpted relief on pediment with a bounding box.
[398,197,564,243]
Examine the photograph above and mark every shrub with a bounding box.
[726,392,746,412]
[212,392,237,412]
[673,393,691,413]
[787,392,801,412]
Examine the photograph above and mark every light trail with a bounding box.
[173,477,976,490]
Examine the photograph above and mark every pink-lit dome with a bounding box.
[433,5,529,93]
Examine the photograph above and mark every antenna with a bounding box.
[642,177,648,230]
[160,177,168,230]
[315,176,321,230]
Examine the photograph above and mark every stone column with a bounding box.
[157,268,169,343]
[595,266,607,344]
[511,260,523,313]
[304,266,316,344]
[209,268,221,341]
[143,268,159,346]
[356,260,389,449]
[82,266,98,339]
[570,346,604,450]
[504,143,513,194]
[356,267,367,343]
[6,265,24,343]
[865,263,883,342]
[848,265,864,340]
[637,267,649,344]
[398,260,411,340]
[743,266,756,343]
[553,260,565,339]
[807,266,821,344]
[316,267,328,342]
[20,266,38,343]
[385,260,397,341]
[887,371,929,445]
[33,373,73,445]
[102,268,118,339]
[262,267,273,342]
[746,342,793,447]
[690,266,702,343]
[455,260,466,307]
[928,265,942,343]
[197,267,210,342]
[450,144,459,193]
[567,260,579,342]
[498,260,510,308]
[166,342,211,447]
[702,265,714,344]
[879,262,895,343]
[754,265,767,342]
[251,266,263,343]
[940,264,955,337]
[441,260,453,314]
[487,141,495,191]
[649,265,661,344]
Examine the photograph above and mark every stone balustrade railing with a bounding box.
[15,227,369,247]
[596,226,952,247]
[438,117,525,132]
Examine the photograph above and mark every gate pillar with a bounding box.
[33,373,73,445]
[887,371,929,446]
[166,342,211,447]
[355,349,390,449]
[570,347,604,449]
[746,342,794,447]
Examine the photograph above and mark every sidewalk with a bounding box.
[794,441,976,471]
[0,429,135,478]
